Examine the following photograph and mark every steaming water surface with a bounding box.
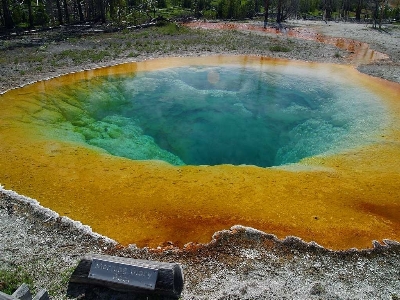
[35,64,386,167]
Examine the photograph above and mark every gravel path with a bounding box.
[1,20,400,299]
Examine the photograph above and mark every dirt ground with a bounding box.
[1,20,399,95]
[0,20,400,299]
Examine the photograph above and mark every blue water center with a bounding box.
[38,64,387,167]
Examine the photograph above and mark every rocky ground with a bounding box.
[0,19,400,299]
[1,188,400,300]
[289,19,400,82]
[1,19,399,94]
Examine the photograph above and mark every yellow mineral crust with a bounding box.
[0,56,399,250]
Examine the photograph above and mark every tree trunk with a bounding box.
[88,0,94,20]
[341,0,346,20]
[63,0,70,24]
[355,0,362,21]
[97,0,106,22]
[276,0,282,23]
[1,0,14,28]
[373,0,379,28]
[378,0,386,28]
[26,0,34,28]
[77,0,84,21]
[109,0,115,20]
[56,0,63,24]
[263,0,269,27]
[325,0,332,19]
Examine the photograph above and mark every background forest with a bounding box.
[0,0,399,31]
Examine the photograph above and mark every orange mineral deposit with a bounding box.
[0,56,399,250]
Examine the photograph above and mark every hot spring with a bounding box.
[42,61,383,167]
[1,56,400,249]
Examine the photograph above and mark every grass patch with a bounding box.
[127,51,139,57]
[0,267,34,295]
[25,53,46,63]
[153,22,189,35]
[56,49,111,63]
[269,44,291,52]
[48,267,75,297]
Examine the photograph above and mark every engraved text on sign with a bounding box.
[88,258,159,290]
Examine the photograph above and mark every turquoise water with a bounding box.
[34,65,387,167]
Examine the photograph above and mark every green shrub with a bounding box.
[0,267,34,295]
